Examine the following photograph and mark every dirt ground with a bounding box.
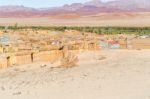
[0,49,150,99]
[0,15,150,27]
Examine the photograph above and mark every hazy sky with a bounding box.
[0,0,114,8]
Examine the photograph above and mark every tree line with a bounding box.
[0,26,150,35]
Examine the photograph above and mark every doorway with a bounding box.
[31,53,34,62]
[7,56,10,67]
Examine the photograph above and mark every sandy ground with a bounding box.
[0,17,150,27]
[0,49,150,99]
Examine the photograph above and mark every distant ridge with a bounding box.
[0,0,150,18]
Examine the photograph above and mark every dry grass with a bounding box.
[60,52,78,68]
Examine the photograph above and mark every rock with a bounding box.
[13,91,21,95]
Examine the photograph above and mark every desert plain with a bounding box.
[0,49,150,99]
[1,12,150,27]
[0,0,150,99]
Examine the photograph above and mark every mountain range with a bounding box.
[0,0,150,18]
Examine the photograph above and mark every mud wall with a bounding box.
[0,50,64,69]
[131,39,150,49]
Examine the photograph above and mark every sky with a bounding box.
[0,0,113,8]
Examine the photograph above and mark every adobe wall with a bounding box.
[0,58,7,68]
[0,44,98,69]
[0,50,63,69]
[16,54,32,65]
[131,39,150,49]
[119,40,127,49]
[33,50,63,62]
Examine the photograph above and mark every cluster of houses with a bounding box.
[99,35,128,49]
[99,34,150,49]
[0,29,149,69]
[0,29,98,68]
